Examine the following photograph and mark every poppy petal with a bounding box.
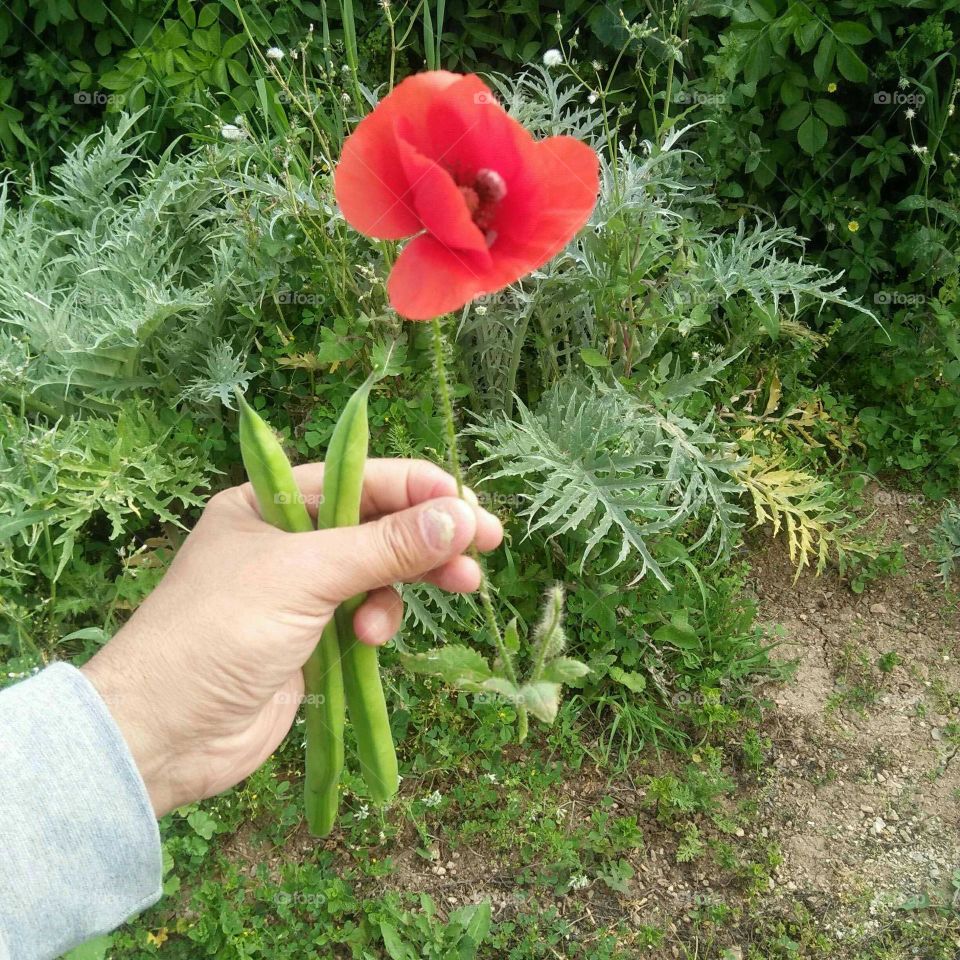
[495,135,599,269]
[416,76,528,185]
[387,234,492,320]
[334,71,460,239]
[394,136,490,258]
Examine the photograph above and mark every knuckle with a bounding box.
[379,516,423,572]
[204,487,235,516]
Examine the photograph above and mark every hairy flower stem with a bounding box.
[429,316,528,740]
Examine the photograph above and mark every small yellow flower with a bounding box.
[827,82,837,93]
[146,928,169,947]
[847,220,860,232]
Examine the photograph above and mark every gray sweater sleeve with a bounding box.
[0,663,163,959]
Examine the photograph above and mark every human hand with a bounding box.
[81,459,503,818]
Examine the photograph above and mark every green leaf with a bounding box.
[836,46,868,82]
[177,0,196,28]
[76,0,107,23]
[779,78,804,106]
[451,900,492,950]
[813,34,835,82]
[64,936,113,960]
[480,676,522,702]
[197,3,220,27]
[0,509,53,541]
[380,923,415,960]
[813,98,845,126]
[60,627,110,645]
[832,21,871,45]
[797,114,828,154]
[503,616,521,654]
[609,666,647,693]
[186,810,216,840]
[652,610,700,650]
[580,347,610,368]
[540,657,591,683]
[520,681,561,723]
[778,100,810,131]
[221,32,247,58]
[401,645,492,686]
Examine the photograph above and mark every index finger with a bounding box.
[291,457,458,521]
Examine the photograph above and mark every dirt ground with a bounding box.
[745,485,960,941]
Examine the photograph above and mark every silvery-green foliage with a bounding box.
[932,501,960,582]
[686,218,876,323]
[0,404,209,582]
[468,379,747,587]
[397,582,480,649]
[0,116,272,414]
[486,66,607,143]
[179,340,255,409]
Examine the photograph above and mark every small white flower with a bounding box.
[949,103,956,117]
[591,60,603,71]
[570,874,590,890]
[355,803,370,820]
[266,46,284,60]
[911,143,928,155]
[220,123,246,141]
[588,92,598,104]
[341,93,351,105]
[543,48,563,68]
[898,77,909,89]
[475,304,488,315]
[484,772,499,784]
[422,790,442,808]
[904,108,915,120]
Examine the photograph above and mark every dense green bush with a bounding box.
[677,0,960,490]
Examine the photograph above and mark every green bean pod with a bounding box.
[235,390,345,836]
[319,374,399,804]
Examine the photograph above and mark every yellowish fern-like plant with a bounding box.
[736,456,874,578]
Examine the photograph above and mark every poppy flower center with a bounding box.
[456,167,507,244]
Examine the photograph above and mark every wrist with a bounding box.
[81,657,186,818]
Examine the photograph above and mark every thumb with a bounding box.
[305,497,478,602]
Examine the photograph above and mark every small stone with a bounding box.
[870,603,888,615]
[735,828,745,837]
[860,804,874,813]
[872,818,886,835]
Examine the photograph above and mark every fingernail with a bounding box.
[462,486,479,507]
[420,506,457,550]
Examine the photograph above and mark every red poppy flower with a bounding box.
[334,71,600,320]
